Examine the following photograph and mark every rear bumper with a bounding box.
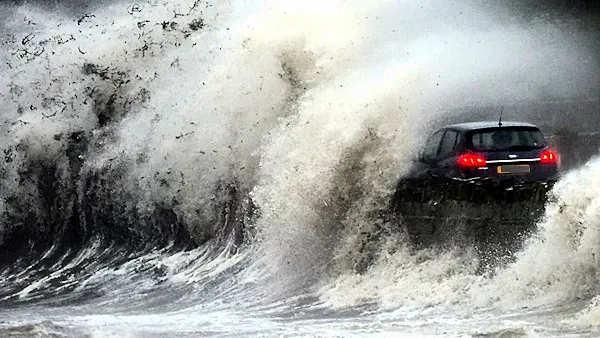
[451,176,555,193]
[457,164,559,186]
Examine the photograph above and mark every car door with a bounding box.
[435,129,459,179]
[414,129,444,178]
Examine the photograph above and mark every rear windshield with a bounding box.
[468,127,546,152]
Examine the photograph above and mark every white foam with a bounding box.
[482,158,600,309]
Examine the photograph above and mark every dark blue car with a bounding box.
[389,121,559,250]
[412,121,559,186]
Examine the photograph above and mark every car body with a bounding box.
[388,120,558,250]
[411,121,559,186]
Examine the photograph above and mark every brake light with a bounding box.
[540,149,558,164]
[457,153,486,168]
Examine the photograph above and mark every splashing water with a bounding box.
[0,0,598,336]
[486,157,600,307]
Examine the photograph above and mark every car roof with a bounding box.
[443,121,539,131]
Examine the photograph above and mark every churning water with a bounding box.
[0,0,599,336]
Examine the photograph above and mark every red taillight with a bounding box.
[540,149,558,164]
[457,153,486,168]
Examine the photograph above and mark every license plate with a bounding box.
[497,164,530,174]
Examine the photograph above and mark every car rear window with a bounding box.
[468,127,546,152]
